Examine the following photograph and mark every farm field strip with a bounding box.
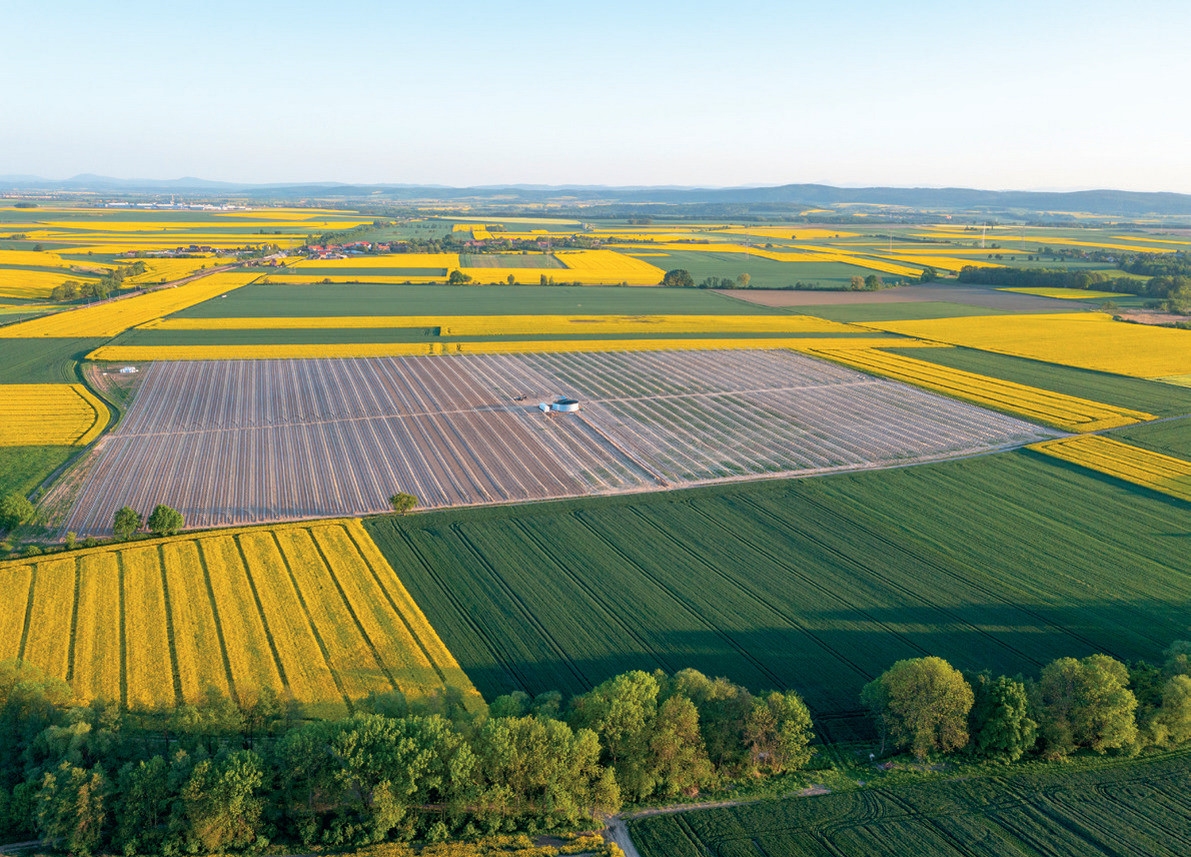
[806,347,1154,432]
[0,272,260,339]
[56,351,1053,534]
[866,312,1191,379]
[630,752,1191,857]
[366,452,1191,737]
[87,335,907,362]
[0,521,479,711]
[0,383,110,446]
[1030,435,1191,502]
[138,313,859,335]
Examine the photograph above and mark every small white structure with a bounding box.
[538,402,551,413]
[118,366,139,375]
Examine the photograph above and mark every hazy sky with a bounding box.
[3,0,1189,191]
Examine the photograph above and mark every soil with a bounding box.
[1117,309,1191,327]
[721,284,1080,312]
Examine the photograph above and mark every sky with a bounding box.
[3,0,1190,192]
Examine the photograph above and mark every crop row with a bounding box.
[56,351,1049,534]
[1031,435,1191,502]
[810,346,1153,431]
[366,451,1191,742]
[630,751,1191,857]
[0,520,480,714]
[0,382,109,446]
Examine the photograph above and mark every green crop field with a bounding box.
[365,452,1191,742]
[170,283,781,318]
[630,750,1191,857]
[0,338,107,383]
[646,250,879,289]
[0,446,76,497]
[886,345,1191,418]
[1111,416,1191,459]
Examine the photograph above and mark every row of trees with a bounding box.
[0,665,814,855]
[957,258,1191,312]
[112,504,184,540]
[863,642,1191,762]
[49,261,149,303]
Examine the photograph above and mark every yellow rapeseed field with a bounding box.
[998,287,1129,300]
[0,383,110,446]
[0,520,482,712]
[0,272,259,339]
[1030,435,1191,502]
[804,347,1153,432]
[864,312,1191,380]
[0,269,101,300]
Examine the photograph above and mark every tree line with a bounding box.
[50,262,148,303]
[5,639,1190,854]
[958,254,1191,313]
[0,664,812,855]
[863,641,1191,762]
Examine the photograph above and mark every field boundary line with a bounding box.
[115,552,128,709]
[63,557,80,685]
[387,524,529,692]
[451,523,591,690]
[231,536,295,699]
[511,518,682,677]
[306,527,398,693]
[264,531,352,711]
[568,510,783,688]
[616,503,878,688]
[738,494,1047,669]
[194,539,240,704]
[156,544,186,706]
[339,524,449,688]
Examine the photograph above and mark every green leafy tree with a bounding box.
[648,695,715,796]
[862,656,974,759]
[969,673,1037,762]
[849,275,865,291]
[36,762,109,856]
[569,670,660,801]
[147,504,184,536]
[112,506,142,540]
[1153,675,1191,747]
[864,274,884,290]
[0,493,35,531]
[174,750,265,853]
[389,492,418,515]
[667,668,754,772]
[474,714,619,825]
[114,756,172,855]
[661,269,694,288]
[447,269,472,284]
[743,690,815,774]
[1036,654,1138,756]
[919,266,938,283]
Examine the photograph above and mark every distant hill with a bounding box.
[4,175,1191,217]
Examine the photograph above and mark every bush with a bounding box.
[0,493,35,531]
[147,504,185,536]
